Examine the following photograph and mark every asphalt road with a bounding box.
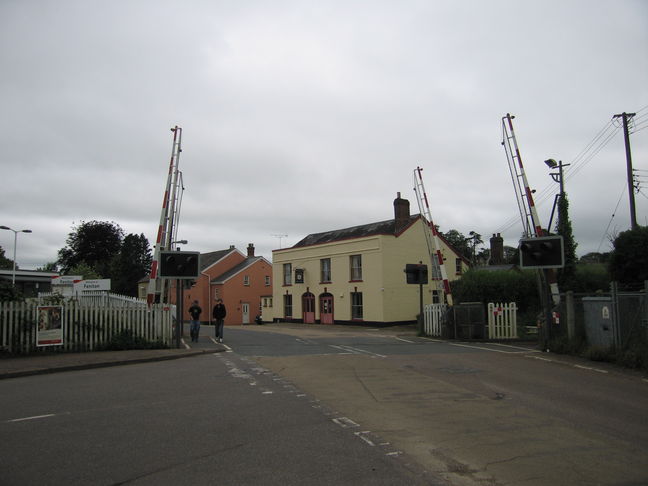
[2,323,648,486]
[0,332,439,485]
[225,324,648,486]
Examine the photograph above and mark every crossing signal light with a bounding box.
[159,251,200,278]
[404,263,428,284]
[519,236,564,269]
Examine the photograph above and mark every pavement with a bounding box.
[0,338,224,380]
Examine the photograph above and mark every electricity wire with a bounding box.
[494,118,622,234]
[597,184,626,253]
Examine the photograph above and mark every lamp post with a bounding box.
[0,226,33,286]
[544,159,570,232]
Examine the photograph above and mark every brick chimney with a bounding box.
[489,233,504,265]
[393,192,410,234]
[247,243,255,257]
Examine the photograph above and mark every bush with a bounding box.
[581,345,615,363]
[0,281,23,302]
[451,269,540,312]
[98,329,168,351]
[569,264,610,292]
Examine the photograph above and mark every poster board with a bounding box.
[36,305,64,347]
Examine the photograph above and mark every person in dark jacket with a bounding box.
[212,299,227,343]
[188,300,202,342]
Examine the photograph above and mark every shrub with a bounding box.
[451,269,540,313]
[98,329,168,351]
[581,345,614,363]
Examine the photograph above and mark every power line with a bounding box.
[494,118,622,234]
[597,185,626,253]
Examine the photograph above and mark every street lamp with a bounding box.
[171,239,188,250]
[544,159,570,231]
[0,226,33,286]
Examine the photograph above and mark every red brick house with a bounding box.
[169,244,273,326]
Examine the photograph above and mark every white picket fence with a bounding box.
[423,303,447,337]
[38,291,147,308]
[423,302,518,339]
[1,300,174,354]
[487,302,518,339]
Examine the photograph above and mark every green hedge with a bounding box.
[450,269,540,312]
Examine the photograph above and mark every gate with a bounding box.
[423,303,447,337]
[488,302,518,339]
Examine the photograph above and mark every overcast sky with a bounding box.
[1,0,647,270]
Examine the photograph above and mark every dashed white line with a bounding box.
[354,431,375,446]
[332,417,359,428]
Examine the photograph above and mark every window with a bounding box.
[320,258,331,282]
[265,275,271,286]
[283,294,292,318]
[431,258,442,280]
[243,275,250,286]
[351,292,363,320]
[262,297,273,308]
[432,290,440,304]
[350,255,362,281]
[455,258,463,275]
[283,263,292,285]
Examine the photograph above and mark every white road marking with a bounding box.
[7,413,57,423]
[333,417,359,428]
[330,344,386,358]
[526,355,554,362]
[395,337,415,343]
[574,364,608,374]
[355,431,375,446]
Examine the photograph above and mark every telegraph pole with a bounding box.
[613,112,637,229]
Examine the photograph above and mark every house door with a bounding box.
[302,292,315,323]
[242,303,250,324]
[319,293,334,325]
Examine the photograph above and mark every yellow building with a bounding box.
[271,194,469,325]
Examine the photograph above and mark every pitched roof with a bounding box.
[199,249,237,271]
[211,256,268,284]
[292,215,419,248]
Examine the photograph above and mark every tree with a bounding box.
[0,245,14,270]
[37,262,59,272]
[57,221,124,276]
[608,226,648,285]
[110,233,152,296]
[579,252,610,264]
[555,194,578,289]
[68,262,102,280]
[440,229,470,260]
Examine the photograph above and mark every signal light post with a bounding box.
[405,262,428,335]
[519,236,564,350]
[159,250,200,348]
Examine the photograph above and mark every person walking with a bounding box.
[188,300,202,342]
[212,299,227,343]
